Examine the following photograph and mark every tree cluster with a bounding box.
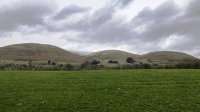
[126,57,136,64]
[108,60,118,64]
[0,59,200,71]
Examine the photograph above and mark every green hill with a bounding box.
[142,51,198,63]
[0,44,198,65]
[87,50,139,65]
[0,43,85,63]
[89,50,139,59]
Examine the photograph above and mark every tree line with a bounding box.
[0,58,200,70]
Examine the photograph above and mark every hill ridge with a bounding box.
[0,43,198,64]
[0,43,85,63]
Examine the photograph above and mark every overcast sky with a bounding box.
[0,0,199,57]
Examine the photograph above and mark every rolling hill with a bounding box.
[142,51,198,63]
[88,50,139,59]
[0,43,85,63]
[87,50,140,64]
[0,43,198,65]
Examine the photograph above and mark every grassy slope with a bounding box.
[88,50,140,65]
[142,51,198,62]
[0,43,85,63]
[0,70,200,112]
[0,44,199,65]
[89,50,139,59]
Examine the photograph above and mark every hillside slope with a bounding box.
[0,43,85,63]
[142,51,198,63]
[88,50,139,59]
[87,50,140,65]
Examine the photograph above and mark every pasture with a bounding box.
[0,70,200,112]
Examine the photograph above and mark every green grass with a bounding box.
[0,70,200,112]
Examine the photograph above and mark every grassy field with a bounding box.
[0,70,200,112]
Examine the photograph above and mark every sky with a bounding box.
[0,0,200,57]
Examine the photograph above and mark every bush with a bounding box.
[126,57,135,64]
[108,60,114,63]
[142,64,152,69]
[91,60,100,65]
[108,60,118,64]
[52,62,56,65]
[48,60,51,65]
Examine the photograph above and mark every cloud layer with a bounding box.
[0,0,200,57]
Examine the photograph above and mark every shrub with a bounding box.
[108,60,114,63]
[91,60,100,65]
[48,60,51,65]
[126,57,135,64]
[108,60,118,64]
[52,62,56,65]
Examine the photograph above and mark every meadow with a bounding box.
[0,70,200,112]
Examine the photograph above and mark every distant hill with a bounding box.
[88,50,139,60]
[142,51,198,63]
[0,43,85,63]
[0,44,198,65]
[87,50,139,65]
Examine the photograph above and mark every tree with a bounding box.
[81,61,91,68]
[194,62,200,69]
[108,60,114,63]
[91,60,100,65]
[126,57,135,64]
[143,64,151,69]
[108,60,118,64]
[113,60,118,64]
[52,62,56,65]
[48,60,51,65]
[58,64,64,68]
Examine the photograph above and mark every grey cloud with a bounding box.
[134,8,154,25]
[53,5,90,20]
[57,0,136,47]
[53,0,200,58]
[56,0,133,32]
[154,1,180,20]
[137,0,200,41]
[81,21,133,43]
[134,0,179,25]
[133,0,182,40]
[185,0,200,18]
[91,6,115,27]
[52,2,135,46]
[47,0,133,32]
[65,4,134,44]
[131,0,200,56]
[115,0,134,8]
[45,4,115,32]
[0,2,52,32]
[60,5,115,32]
[1,0,200,57]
